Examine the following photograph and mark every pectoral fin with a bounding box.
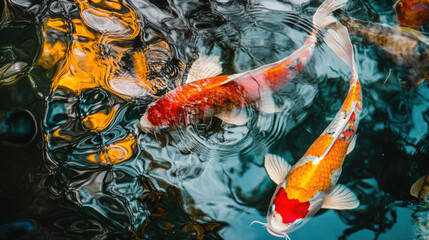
[322,184,359,210]
[185,56,222,84]
[215,107,248,125]
[257,94,281,114]
[346,135,357,155]
[264,154,292,185]
[410,176,427,198]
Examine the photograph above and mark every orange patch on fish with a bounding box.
[145,75,246,127]
[286,136,348,202]
[339,77,362,113]
[304,133,335,157]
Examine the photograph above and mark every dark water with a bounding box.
[0,0,428,239]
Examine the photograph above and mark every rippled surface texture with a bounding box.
[0,0,428,239]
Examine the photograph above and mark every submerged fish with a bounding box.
[339,14,429,89]
[138,0,349,132]
[259,19,362,238]
[410,175,429,239]
[394,0,429,29]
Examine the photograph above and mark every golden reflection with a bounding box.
[37,18,69,69]
[90,0,123,11]
[41,0,184,98]
[47,0,141,96]
[51,128,73,141]
[82,105,119,131]
[87,134,137,164]
[132,51,151,92]
[45,17,70,32]
[41,0,185,165]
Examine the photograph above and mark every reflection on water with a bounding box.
[0,0,428,239]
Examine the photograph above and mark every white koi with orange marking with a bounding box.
[255,5,364,239]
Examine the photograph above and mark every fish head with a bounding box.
[265,185,308,237]
[138,112,165,133]
[265,183,325,238]
[394,0,429,28]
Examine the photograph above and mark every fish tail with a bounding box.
[324,20,363,118]
[313,0,348,29]
[324,19,355,70]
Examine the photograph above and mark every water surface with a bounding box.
[0,0,428,239]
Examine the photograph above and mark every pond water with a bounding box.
[0,0,428,239]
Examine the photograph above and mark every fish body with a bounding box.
[141,40,315,129]
[139,0,349,131]
[262,18,362,238]
[340,15,429,67]
[339,15,429,88]
[394,0,429,28]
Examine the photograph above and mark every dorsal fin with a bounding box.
[215,107,248,125]
[264,154,292,185]
[185,56,222,84]
[322,184,359,209]
[346,135,357,155]
[256,94,281,114]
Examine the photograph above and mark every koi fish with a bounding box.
[394,0,429,29]
[410,175,429,239]
[139,0,349,132]
[259,19,362,238]
[339,14,429,89]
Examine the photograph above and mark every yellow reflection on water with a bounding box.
[88,134,137,164]
[37,18,69,69]
[82,105,119,132]
[40,0,186,165]
[51,128,73,141]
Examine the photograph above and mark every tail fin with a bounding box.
[313,0,348,28]
[324,19,354,69]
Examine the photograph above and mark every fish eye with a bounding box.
[294,219,303,227]
[269,204,275,214]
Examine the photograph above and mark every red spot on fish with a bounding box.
[273,187,310,224]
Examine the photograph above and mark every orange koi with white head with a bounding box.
[259,19,362,239]
[139,0,348,132]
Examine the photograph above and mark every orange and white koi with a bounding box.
[258,18,362,239]
[139,0,349,132]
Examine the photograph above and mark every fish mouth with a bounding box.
[139,113,156,132]
[266,226,285,238]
